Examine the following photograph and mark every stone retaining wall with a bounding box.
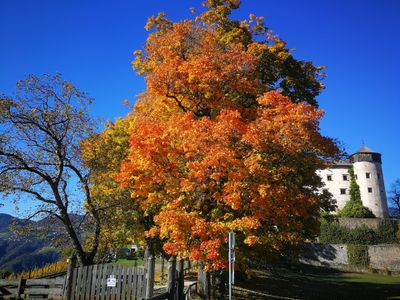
[301,243,400,274]
[338,218,400,230]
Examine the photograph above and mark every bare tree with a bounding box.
[0,74,101,265]
[389,179,400,218]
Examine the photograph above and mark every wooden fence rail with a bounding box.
[0,256,195,300]
[67,263,147,300]
[0,277,65,299]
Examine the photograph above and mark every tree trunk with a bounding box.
[177,259,184,300]
[59,208,89,266]
[144,237,155,296]
[197,266,211,299]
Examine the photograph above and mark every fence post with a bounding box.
[161,255,165,281]
[167,256,176,300]
[64,254,77,300]
[145,254,155,299]
[17,278,26,298]
[177,259,184,300]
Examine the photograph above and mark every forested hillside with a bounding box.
[0,213,59,276]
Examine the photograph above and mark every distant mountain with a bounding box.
[0,213,60,275]
[0,213,14,231]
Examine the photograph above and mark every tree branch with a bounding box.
[0,150,53,183]
[7,187,57,205]
[166,94,187,113]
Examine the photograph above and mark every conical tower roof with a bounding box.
[350,145,382,163]
[356,146,377,154]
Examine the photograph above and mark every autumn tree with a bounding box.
[80,114,149,257]
[0,74,101,266]
[115,0,340,277]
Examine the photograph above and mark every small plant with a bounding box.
[347,244,369,268]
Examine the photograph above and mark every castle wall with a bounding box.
[317,147,389,218]
[337,217,400,230]
[317,167,351,210]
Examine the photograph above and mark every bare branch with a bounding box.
[24,209,63,222]
[7,187,57,205]
[0,150,53,183]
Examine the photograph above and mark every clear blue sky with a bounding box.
[1,0,399,215]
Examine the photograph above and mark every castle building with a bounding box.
[317,146,389,218]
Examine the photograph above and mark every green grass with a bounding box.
[276,264,400,285]
[115,257,163,267]
[339,272,400,284]
[115,258,144,266]
[234,264,400,300]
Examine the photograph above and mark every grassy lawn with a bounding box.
[115,258,144,266]
[115,257,164,267]
[234,264,400,300]
[113,259,400,299]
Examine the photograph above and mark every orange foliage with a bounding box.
[117,92,337,269]
[117,2,338,270]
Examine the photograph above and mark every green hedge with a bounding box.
[376,219,399,243]
[319,219,399,245]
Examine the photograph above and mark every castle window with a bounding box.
[377,173,380,179]
[366,172,370,179]
[327,175,332,181]
[355,174,358,179]
[340,188,346,195]
[368,187,372,193]
[343,174,348,181]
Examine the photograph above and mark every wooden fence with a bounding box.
[0,265,146,299]
[67,263,147,300]
[0,256,195,299]
[0,277,65,299]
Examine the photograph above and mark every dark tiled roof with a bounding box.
[356,146,376,153]
[332,160,352,167]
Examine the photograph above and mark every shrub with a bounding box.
[319,222,348,244]
[0,269,11,279]
[347,244,369,268]
[376,219,399,243]
[338,201,375,218]
[349,226,376,244]
[319,222,390,245]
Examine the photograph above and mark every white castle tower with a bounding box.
[350,146,389,218]
[317,146,389,218]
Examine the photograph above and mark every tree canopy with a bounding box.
[80,114,148,254]
[112,1,339,270]
[0,74,102,265]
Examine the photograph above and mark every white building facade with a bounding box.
[317,146,389,218]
